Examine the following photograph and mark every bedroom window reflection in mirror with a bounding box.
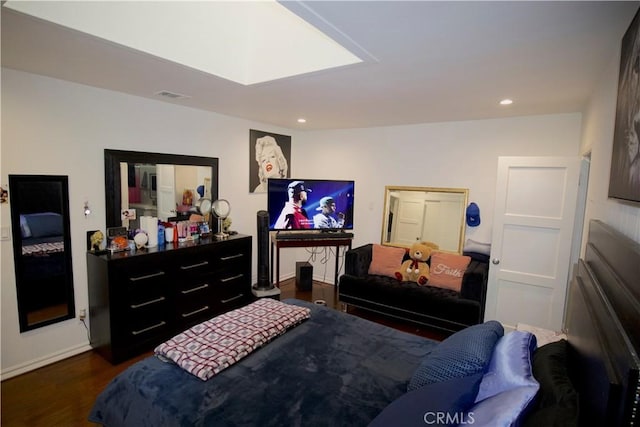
[9,175,75,332]
[381,186,468,253]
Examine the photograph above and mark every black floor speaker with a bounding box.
[255,210,273,291]
[296,262,313,291]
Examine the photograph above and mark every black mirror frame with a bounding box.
[104,149,219,230]
[9,174,75,332]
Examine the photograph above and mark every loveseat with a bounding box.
[338,244,489,334]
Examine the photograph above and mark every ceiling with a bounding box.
[2,1,639,131]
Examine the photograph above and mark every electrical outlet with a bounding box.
[79,308,86,320]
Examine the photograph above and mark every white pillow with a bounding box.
[464,238,491,255]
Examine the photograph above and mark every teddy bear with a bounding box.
[395,241,439,285]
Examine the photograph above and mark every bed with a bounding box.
[565,220,640,426]
[89,220,639,427]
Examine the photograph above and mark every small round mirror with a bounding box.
[212,199,231,239]
[196,197,212,216]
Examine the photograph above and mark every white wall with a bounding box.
[1,68,581,377]
[300,116,582,250]
[0,69,296,377]
[580,48,640,244]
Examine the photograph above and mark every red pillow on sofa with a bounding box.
[429,252,471,292]
[368,244,406,278]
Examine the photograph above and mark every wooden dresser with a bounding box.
[87,234,253,363]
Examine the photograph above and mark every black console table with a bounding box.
[271,234,353,287]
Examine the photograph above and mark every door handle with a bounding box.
[492,259,500,265]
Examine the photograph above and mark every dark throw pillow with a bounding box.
[407,321,504,391]
[369,373,483,427]
[523,339,578,427]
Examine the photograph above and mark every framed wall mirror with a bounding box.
[104,150,219,230]
[9,175,75,332]
[381,186,469,253]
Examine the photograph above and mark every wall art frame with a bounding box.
[608,6,640,203]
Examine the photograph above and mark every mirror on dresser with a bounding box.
[104,150,219,231]
[381,186,468,253]
[9,175,75,332]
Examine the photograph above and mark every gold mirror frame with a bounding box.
[381,186,469,253]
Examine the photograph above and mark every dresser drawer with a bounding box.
[113,302,171,348]
[213,268,251,310]
[213,239,251,271]
[176,278,215,326]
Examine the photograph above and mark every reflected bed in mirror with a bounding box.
[9,175,75,332]
[381,186,468,253]
[104,150,219,230]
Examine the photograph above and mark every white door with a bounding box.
[394,195,425,245]
[156,164,176,221]
[485,156,581,331]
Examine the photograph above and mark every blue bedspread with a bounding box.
[89,299,437,427]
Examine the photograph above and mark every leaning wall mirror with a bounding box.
[9,175,75,332]
[381,186,469,253]
[104,150,219,230]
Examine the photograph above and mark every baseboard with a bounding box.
[0,342,92,381]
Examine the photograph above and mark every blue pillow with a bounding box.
[24,212,63,238]
[475,330,538,401]
[407,321,504,391]
[369,373,483,427]
[469,331,540,426]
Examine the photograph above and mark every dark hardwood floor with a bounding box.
[1,279,445,427]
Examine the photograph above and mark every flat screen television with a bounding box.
[267,178,355,231]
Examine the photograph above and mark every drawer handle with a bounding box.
[181,283,210,294]
[131,321,166,336]
[129,271,166,282]
[220,253,244,261]
[221,293,244,304]
[130,296,166,309]
[181,306,210,318]
[220,273,244,283]
[180,261,209,270]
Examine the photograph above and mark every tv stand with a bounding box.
[271,233,353,287]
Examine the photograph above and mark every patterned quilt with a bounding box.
[22,241,64,256]
[155,298,311,380]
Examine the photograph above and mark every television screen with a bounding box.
[267,179,355,231]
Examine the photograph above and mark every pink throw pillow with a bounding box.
[368,244,406,278]
[429,252,471,292]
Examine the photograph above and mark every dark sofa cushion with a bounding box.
[340,274,481,326]
[345,244,373,277]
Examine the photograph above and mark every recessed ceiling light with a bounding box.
[297,118,307,123]
[500,99,514,105]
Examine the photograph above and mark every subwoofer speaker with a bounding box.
[255,210,272,290]
[296,262,313,291]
